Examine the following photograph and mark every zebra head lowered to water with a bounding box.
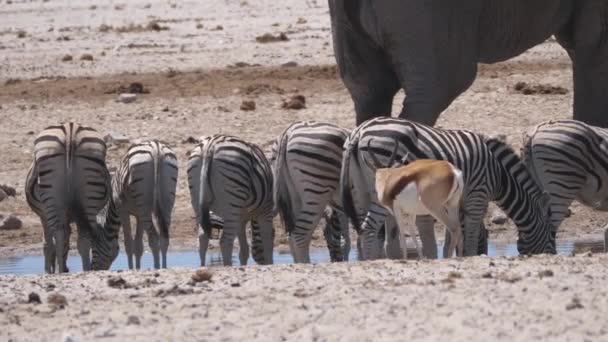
[25,123,119,273]
[187,134,274,266]
[269,120,351,263]
[521,119,608,248]
[340,117,556,260]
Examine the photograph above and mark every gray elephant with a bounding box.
[329,0,608,127]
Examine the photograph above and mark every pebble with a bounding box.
[0,214,22,230]
[240,100,256,111]
[117,93,137,104]
[103,131,130,145]
[0,189,6,202]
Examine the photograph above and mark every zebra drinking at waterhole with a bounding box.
[270,121,351,263]
[108,140,178,269]
[341,117,556,260]
[25,123,118,273]
[187,135,274,266]
[522,119,608,251]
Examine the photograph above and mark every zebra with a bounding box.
[340,117,556,260]
[25,123,119,273]
[521,119,608,249]
[269,121,351,263]
[187,134,274,266]
[110,140,178,269]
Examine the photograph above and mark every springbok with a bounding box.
[366,140,465,258]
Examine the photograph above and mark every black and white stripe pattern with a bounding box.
[187,135,274,266]
[109,140,178,269]
[522,120,608,245]
[25,123,118,273]
[270,121,351,263]
[341,117,556,259]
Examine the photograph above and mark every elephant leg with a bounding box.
[558,3,608,128]
[372,3,478,126]
[330,8,400,125]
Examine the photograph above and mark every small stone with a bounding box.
[27,292,41,304]
[61,54,73,62]
[211,25,223,31]
[240,100,256,111]
[16,30,26,38]
[538,269,554,278]
[182,136,198,144]
[103,131,130,145]
[196,23,204,29]
[61,332,76,342]
[281,61,298,68]
[127,315,140,325]
[281,95,306,110]
[296,17,307,24]
[80,53,94,61]
[0,189,6,202]
[47,293,68,307]
[481,272,493,279]
[191,269,213,283]
[230,282,241,287]
[107,276,130,289]
[491,210,508,225]
[566,297,584,310]
[117,93,137,104]
[0,215,22,230]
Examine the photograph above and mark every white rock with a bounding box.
[117,93,137,104]
[103,131,130,145]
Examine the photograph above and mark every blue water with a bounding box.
[0,241,580,275]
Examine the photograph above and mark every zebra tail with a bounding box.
[199,143,214,236]
[340,135,360,232]
[273,131,297,234]
[521,123,543,187]
[152,143,169,240]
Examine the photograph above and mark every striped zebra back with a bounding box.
[271,120,349,231]
[522,119,608,222]
[26,122,110,220]
[341,117,555,255]
[24,122,117,270]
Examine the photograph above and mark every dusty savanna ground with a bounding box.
[0,0,607,339]
[3,254,608,341]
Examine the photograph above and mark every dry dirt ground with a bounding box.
[2,254,608,341]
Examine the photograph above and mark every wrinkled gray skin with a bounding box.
[329,0,608,127]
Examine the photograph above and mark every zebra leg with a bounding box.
[146,223,161,269]
[323,208,343,262]
[219,217,239,266]
[76,226,92,271]
[43,231,55,274]
[134,219,146,269]
[340,211,351,262]
[416,215,437,259]
[54,227,67,273]
[461,198,489,256]
[121,211,134,270]
[198,225,210,266]
[384,215,404,259]
[252,214,274,265]
[237,224,249,266]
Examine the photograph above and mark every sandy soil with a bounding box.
[2,254,608,341]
